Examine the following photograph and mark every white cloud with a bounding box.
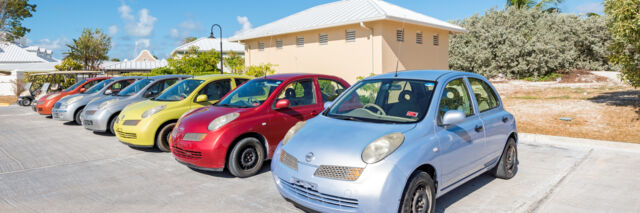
[30,37,68,50]
[118,3,157,37]
[169,28,179,38]
[118,4,133,20]
[575,2,604,14]
[234,16,253,36]
[179,19,199,31]
[108,25,118,36]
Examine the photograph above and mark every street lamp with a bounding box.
[209,24,223,74]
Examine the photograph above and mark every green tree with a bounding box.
[65,28,111,70]
[245,64,276,77]
[151,46,220,76]
[182,37,197,44]
[224,51,245,74]
[54,58,83,71]
[0,0,36,42]
[109,58,120,62]
[605,0,640,87]
[506,0,564,12]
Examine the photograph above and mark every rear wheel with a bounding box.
[156,122,175,152]
[74,107,84,125]
[492,138,518,179]
[400,171,436,213]
[227,137,265,178]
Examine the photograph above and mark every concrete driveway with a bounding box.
[0,105,639,212]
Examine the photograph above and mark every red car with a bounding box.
[170,74,349,177]
[36,77,110,115]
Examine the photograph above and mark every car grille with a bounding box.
[314,166,364,181]
[54,102,61,109]
[84,110,96,115]
[116,130,137,139]
[172,144,202,159]
[280,178,359,210]
[280,151,298,171]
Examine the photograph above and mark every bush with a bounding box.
[449,8,617,80]
[605,0,640,87]
[245,64,276,77]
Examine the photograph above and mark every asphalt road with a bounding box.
[0,105,639,213]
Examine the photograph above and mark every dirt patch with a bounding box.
[0,96,17,104]
[559,70,610,83]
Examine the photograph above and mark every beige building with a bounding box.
[230,0,466,83]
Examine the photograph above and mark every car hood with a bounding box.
[39,92,59,102]
[282,115,416,168]
[121,99,177,119]
[85,96,119,111]
[177,105,249,133]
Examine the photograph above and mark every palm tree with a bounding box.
[506,0,564,12]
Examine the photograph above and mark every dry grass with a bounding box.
[494,80,640,143]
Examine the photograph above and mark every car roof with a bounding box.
[367,70,485,81]
[256,73,343,81]
[192,74,252,81]
[109,76,145,81]
[86,76,111,81]
[146,74,191,80]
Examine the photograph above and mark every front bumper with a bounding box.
[36,101,54,115]
[115,117,160,147]
[271,145,406,213]
[82,108,114,132]
[170,130,233,170]
[52,103,81,121]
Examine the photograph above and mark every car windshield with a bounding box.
[154,79,204,101]
[117,79,153,96]
[83,79,112,94]
[62,80,87,92]
[217,79,282,108]
[327,79,436,123]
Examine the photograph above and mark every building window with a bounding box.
[416,32,423,44]
[297,36,304,47]
[397,29,404,42]
[276,39,283,49]
[258,42,265,51]
[433,34,439,46]
[319,34,328,45]
[346,30,356,42]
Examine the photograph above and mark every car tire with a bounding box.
[227,137,265,178]
[400,171,436,213]
[492,137,518,179]
[108,114,118,135]
[74,107,84,125]
[156,122,175,152]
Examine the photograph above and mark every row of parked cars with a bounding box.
[32,70,518,213]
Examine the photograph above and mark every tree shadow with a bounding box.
[587,90,640,119]
[435,173,496,213]
[191,160,272,179]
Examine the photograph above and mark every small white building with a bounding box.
[0,42,60,96]
[171,37,245,58]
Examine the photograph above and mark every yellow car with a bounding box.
[114,74,252,151]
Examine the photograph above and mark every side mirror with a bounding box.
[79,88,86,93]
[441,110,466,126]
[275,99,290,109]
[323,101,333,109]
[196,94,208,102]
[143,91,154,98]
[104,89,112,95]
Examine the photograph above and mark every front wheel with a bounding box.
[227,137,265,178]
[156,122,175,152]
[492,137,518,179]
[400,171,436,213]
[74,107,84,125]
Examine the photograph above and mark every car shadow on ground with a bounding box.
[62,121,79,126]
[588,90,640,118]
[128,146,163,153]
[191,160,272,178]
[435,173,496,213]
[92,131,114,136]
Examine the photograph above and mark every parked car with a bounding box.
[114,74,252,152]
[81,75,190,135]
[52,76,143,125]
[270,70,518,213]
[171,74,349,177]
[35,77,110,115]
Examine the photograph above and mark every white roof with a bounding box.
[230,0,467,41]
[171,37,245,55]
[0,43,51,63]
[0,62,60,72]
[101,59,168,71]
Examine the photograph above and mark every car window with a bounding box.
[469,78,499,112]
[218,79,282,108]
[63,80,87,92]
[106,79,135,95]
[235,78,249,87]
[318,79,346,102]
[82,79,101,89]
[154,79,204,101]
[438,78,474,119]
[275,79,316,107]
[196,79,231,102]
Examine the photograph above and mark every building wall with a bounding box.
[243,21,450,83]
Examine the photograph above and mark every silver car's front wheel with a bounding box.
[401,171,435,213]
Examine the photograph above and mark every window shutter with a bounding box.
[319,34,328,45]
[397,29,404,42]
[276,39,283,49]
[297,37,304,47]
[433,34,439,46]
[416,32,423,44]
[258,42,265,51]
[346,30,356,42]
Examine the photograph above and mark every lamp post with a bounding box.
[209,24,223,74]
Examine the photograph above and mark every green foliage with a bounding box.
[182,37,197,44]
[65,28,111,71]
[605,0,640,87]
[506,0,564,12]
[449,8,616,80]
[24,73,76,91]
[0,0,36,42]
[54,58,83,71]
[245,63,276,77]
[522,72,562,81]
[110,58,120,62]
[120,72,158,77]
[155,46,221,75]
[224,51,245,74]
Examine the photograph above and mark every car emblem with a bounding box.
[305,152,315,162]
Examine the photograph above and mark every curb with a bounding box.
[520,133,640,153]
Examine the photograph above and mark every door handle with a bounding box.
[474,125,483,132]
[502,116,509,123]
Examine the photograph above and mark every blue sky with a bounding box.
[23,0,605,60]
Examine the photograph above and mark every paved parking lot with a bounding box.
[1,105,639,212]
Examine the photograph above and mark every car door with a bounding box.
[468,77,511,162]
[192,79,232,108]
[267,79,320,145]
[435,77,487,188]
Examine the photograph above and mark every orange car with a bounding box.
[36,77,110,115]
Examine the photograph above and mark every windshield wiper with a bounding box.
[330,115,364,122]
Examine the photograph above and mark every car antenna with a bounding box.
[394,17,407,78]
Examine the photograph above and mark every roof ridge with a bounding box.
[366,0,387,17]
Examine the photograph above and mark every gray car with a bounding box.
[81,75,190,135]
[52,76,143,125]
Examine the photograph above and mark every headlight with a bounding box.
[99,99,119,110]
[361,133,404,164]
[281,121,306,146]
[66,96,83,105]
[207,112,239,131]
[141,105,166,118]
[46,94,59,100]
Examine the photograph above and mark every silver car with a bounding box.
[81,75,190,135]
[271,70,518,213]
[52,76,143,125]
